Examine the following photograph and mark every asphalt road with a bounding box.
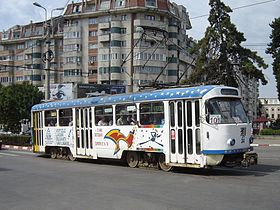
[0,147,279,210]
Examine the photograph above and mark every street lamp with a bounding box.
[33,2,47,28]
[33,2,50,101]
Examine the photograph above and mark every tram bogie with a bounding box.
[31,85,257,171]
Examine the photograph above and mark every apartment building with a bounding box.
[0,0,194,93]
[62,0,193,91]
[0,18,64,86]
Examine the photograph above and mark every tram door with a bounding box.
[169,100,202,165]
[32,112,44,152]
[76,108,96,158]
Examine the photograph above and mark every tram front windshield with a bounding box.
[206,98,248,124]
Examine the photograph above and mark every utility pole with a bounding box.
[45,22,51,101]
[108,16,111,85]
[33,2,50,100]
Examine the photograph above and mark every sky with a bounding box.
[0,0,279,98]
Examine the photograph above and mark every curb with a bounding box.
[251,143,280,147]
[1,145,33,151]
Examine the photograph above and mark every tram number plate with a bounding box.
[209,115,221,124]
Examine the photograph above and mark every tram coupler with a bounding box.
[241,152,258,167]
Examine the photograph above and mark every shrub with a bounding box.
[0,134,31,146]
[260,128,280,135]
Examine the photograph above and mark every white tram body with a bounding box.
[31,85,257,170]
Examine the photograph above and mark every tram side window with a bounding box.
[95,106,113,126]
[140,102,164,125]
[115,104,137,125]
[45,110,57,127]
[59,109,73,126]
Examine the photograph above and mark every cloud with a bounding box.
[0,0,64,30]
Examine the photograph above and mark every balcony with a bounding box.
[0,50,14,56]
[99,72,122,81]
[98,22,110,30]
[99,34,110,42]
[134,19,168,32]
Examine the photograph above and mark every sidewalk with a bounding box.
[1,144,32,151]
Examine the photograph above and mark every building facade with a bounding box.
[0,0,194,93]
[259,98,280,121]
[0,19,64,86]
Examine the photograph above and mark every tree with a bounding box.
[0,82,43,133]
[266,17,280,99]
[186,0,267,87]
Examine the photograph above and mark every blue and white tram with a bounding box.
[31,85,257,171]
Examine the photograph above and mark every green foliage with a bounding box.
[271,119,280,129]
[0,134,31,146]
[260,128,280,135]
[266,17,280,100]
[186,0,267,87]
[0,82,43,133]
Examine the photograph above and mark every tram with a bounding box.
[31,85,257,171]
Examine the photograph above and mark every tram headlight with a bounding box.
[249,136,254,144]
[227,138,236,146]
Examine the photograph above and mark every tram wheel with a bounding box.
[67,150,76,161]
[158,154,173,172]
[126,152,139,168]
[50,148,57,159]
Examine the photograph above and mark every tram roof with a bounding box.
[32,85,217,111]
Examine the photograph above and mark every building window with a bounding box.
[17,44,25,49]
[100,0,110,10]
[89,18,98,24]
[89,69,97,75]
[89,56,97,63]
[89,30,98,37]
[120,28,127,34]
[64,69,82,76]
[73,4,81,13]
[120,41,126,47]
[86,4,96,12]
[64,44,81,52]
[89,43,98,49]
[146,0,156,7]
[272,114,275,119]
[121,15,127,21]
[64,31,80,39]
[64,56,81,64]
[145,15,155,20]
[115,0,126,8]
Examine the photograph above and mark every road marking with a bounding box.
[0,152,19,157]
[6,150,35,156]
[218,167,269,174]
[260,157,280,160]
[251,143,280,147]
